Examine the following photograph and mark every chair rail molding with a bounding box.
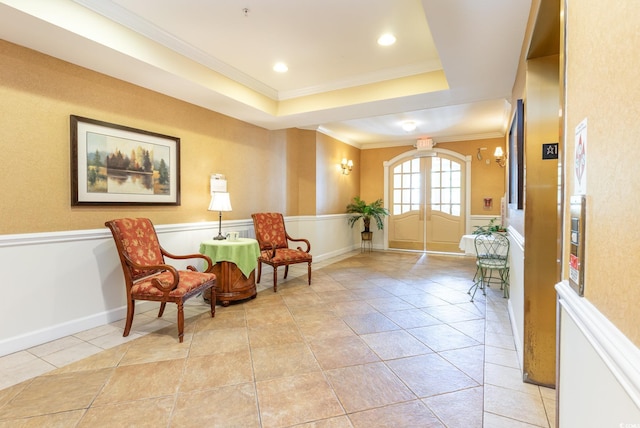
[556,280,640,425]
[0,215,356,356]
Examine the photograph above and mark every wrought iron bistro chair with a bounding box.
[468,232,510,302]
[105,218,216,342]
[251,212,312,292]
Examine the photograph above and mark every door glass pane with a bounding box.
[451,171,461,187]
[431,172,440,187]
[430,156,462,217]
[411,173,421,188]
[411,188,421,203]
[442,171,450,187]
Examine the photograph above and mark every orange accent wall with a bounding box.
[316,133,360,215]
[361,138,506,217]
[0,40,331,233]
[1,38,506,237]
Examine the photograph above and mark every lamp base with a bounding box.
[213,234,226,240]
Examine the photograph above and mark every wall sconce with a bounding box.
[494,147,507,167]
[341,158,353,175]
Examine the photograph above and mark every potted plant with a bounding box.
[472,217,507,234]
[346,196,390,240]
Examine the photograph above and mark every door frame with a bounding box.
[382,148,472,250]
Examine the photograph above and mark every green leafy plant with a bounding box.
[473,217,506,234]
[346,196,389,232]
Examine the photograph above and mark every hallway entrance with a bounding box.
[385,149,471,252]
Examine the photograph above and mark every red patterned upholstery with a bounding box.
[253,212,289,250]
[105,218,216,342]
[251,213,312,292]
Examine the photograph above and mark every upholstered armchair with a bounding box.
[251,213,312,292]
[105,218,216,342]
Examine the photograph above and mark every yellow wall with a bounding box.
[316,133,360,215]
[362,138,506,217]
[438,138,506,217]
[361,146,409,203]
[1,38,507,238]
[0,40,358,234]
[563,1,640,345]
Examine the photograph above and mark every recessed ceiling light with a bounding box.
[377,33,396,46]
[402,121,416,132]
[273,62,288,73]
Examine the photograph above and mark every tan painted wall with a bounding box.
[362,139,506,217]
[563,1,640,345]
[283,128,316,216]
[361,146,410,203]
[0,40,349,234]
[438,138,506,217]
[316,133,360,215]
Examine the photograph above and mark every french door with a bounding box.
[387,152,467,252]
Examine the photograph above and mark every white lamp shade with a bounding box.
[494,147,504,157]
[208,192,232,212]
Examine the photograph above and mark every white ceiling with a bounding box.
[0,0,532,148]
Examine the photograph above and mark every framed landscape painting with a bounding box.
[71,115,180,205]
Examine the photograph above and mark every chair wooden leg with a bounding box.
[308,262,312,285]
[284,265,289,279]
[158,302,167,317]
[273,267,278,293]
[123,299,135,337]
[176,301,184,343]
[256,261,262,283]
[209,286,216,317]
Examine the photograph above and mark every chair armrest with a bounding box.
[150,266,179,293]
[286,234,311,253]
[263,243,277,260]
[160,247,214,272]
[122,253,179,292]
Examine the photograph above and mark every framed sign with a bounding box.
[71,115,180,206]
[508,99,524,210]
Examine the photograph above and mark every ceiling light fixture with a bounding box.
[273,62,288,73]
[377,33,396,46]
[402,121,416,132]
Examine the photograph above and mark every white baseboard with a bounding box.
[0,215,357,357]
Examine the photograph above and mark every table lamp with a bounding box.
[208,192,232,240]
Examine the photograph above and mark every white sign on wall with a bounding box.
[574,118,588,195]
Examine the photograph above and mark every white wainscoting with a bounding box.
[0,215,357,357]
[556,281,640,425]
[468,214,502,234]
[507,226,525,370]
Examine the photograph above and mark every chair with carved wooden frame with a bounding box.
[251,213,312,292]
[105,218,216,342]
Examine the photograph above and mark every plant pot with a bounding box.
[361,231,373,241]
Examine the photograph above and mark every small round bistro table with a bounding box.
[199,238,261,306]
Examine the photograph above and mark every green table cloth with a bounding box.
[199,238,260,277]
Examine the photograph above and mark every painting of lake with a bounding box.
[85,132,171,196]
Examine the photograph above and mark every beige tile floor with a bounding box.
[0,250,556,427]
